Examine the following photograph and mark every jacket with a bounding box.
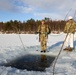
[64,22,76,34]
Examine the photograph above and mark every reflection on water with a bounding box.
[4,54,55,71]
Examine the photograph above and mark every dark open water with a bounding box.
[3,54,55,71]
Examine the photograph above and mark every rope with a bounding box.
[17,27,26,51]
[52,1,76,75]
[18,33,26,50]
[52,32,69,75]
[11,24,26,51]
[52,22,75,75]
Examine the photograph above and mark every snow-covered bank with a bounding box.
[0,33,76,75]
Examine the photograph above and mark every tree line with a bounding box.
[0,18,66,34]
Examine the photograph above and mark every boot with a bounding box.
[41,51,44,52]
[41,50,46,52]
[63,47,69,51]
[68,47,73,52]
[43,50,46,52]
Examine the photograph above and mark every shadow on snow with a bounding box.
[47,41,63,50]
[48,40,76,50]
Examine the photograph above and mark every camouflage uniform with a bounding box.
[64,21,76,50]
[64,22,76,34]
[37,24,50,51]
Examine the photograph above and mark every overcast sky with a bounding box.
[0,0,76,22]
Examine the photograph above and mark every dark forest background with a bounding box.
[0,18,67,34]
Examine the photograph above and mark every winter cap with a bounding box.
[68,16,73,20]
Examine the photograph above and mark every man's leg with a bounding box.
[64,34,70,50]
[40,35,44,51]
[42,35,47,52]
[69,33,74,51]
[40,34,47,52]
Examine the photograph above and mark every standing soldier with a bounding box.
[36,20,50,52]
[64,16,76,51]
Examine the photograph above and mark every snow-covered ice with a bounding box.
[0,33,76,75]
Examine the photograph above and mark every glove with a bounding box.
[47,32,50,34]
[35,32,39,34]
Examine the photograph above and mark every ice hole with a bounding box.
[3,54,55,71]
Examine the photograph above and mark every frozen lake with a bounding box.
[0,34,76,75]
